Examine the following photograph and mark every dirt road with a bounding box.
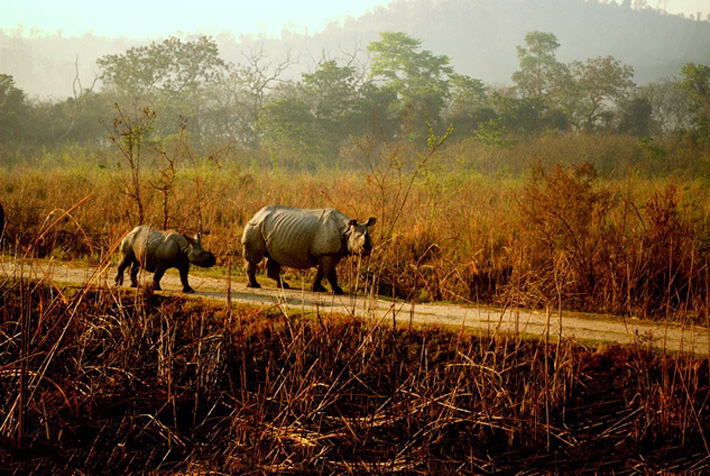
[3,259,709,356]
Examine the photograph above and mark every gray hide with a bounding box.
[115,225,216,293]
[241,205,376,295]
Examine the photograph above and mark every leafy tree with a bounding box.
[448,74,487,112]
[617,97,653,136]
[367,32,453,135]
[258,95,320,166]
[473,117,516,148]
[1,72,110,154]
[98,36,227,99]
[39,91,111,145]
[492,94,547,135]
[97,36,230,140]
[352,81,399,138]
[0,74,32,145]
[567,56,635,130]
[445,74,494,137]
[301,60,362,147]
[512,31,570,102]
[638,79,692,137]
[679,62,710,141]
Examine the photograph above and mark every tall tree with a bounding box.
[445,74,494,138]
[258,95,319,168]
[0,74,31,145]
[638,79,692,137]
[301,60,362,146]
[680,62,710,141]
[512,31,570,102]
[367,32,453,135]
[617,97,653,136]
[98,36,228,99]
[567,56,635,130]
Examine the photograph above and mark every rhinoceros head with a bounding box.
[186,233,217,268]
[345,217,376,256]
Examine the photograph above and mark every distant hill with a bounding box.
[2,0,709,99]
[307,0,710,84]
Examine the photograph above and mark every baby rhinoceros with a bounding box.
[241,205,376,295]
[115,225,216,293]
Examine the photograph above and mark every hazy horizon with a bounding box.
[2,0,709,99]
[1,0,708,40]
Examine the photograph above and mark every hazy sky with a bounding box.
[0,0,391,38]
[1,0,708,38]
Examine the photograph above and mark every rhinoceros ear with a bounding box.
[193,232,202,244]
[365,217,377,227]
[348,219,358,228]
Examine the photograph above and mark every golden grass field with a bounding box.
[3,150,710,321]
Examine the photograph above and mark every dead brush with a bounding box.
[514,162,615,310]
[511,162,710,322]
[2,269,709,474]
[632,185,701,315]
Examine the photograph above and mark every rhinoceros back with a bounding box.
[249,206,349,269]
[123,225,186,272]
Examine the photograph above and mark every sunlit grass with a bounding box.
[3,137,710,321]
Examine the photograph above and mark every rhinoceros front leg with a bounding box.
[245,260,261,288]
[178,264,195,294]
[321,256,344,295]
[267,258,290,289]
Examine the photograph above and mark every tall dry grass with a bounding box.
[1,268,709,474]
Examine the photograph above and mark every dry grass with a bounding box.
[1,264,709,474]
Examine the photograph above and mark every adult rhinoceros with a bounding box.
[115,225,216,293]
[241,205,376,295]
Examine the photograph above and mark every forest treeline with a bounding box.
[1,31,709,173]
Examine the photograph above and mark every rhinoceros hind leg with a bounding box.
[129,262,140,287]
[267,258,290,289]
[312,264,327,292]
[243,232,266,288]
[152,265,167,291]
[115,264,126,286]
